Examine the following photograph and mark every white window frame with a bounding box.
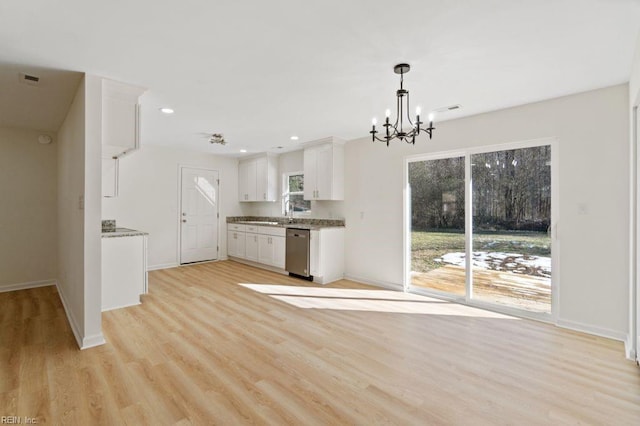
[282,171,311,216]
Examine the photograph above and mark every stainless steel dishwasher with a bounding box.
[285,228,312,280]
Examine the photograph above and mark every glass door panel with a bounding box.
[409,156,466,296]
[470,146,552,313]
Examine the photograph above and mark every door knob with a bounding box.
[182,212,187,216]
[182,219,187,223]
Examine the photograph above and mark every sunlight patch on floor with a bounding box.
[239,283,517,318]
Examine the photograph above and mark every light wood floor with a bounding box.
[1,260,639,425]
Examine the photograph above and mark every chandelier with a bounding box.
[370,63,434,146]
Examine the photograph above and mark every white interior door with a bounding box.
[180,167,219,264]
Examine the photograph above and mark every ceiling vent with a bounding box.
[434,104,462,113]
[19,72,41,86]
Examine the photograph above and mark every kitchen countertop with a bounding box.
[233,222,342,230]
[102,227,149,238]
[227,216,345,230]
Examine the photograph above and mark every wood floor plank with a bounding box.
[1,261,639,424]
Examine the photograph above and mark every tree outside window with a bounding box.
[283,172,311,215]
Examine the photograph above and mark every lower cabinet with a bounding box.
[258,234,273,265]
[226,223,344,283]
[245,232,259,261]
[227,230,246,258]
[257,234,285,269]
[310,228,345,284]
[272,236,285,269]
[227,225,285,270]
[102,235,147,311]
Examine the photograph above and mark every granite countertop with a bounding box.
[102,227,149,238]
[227,216,345,230]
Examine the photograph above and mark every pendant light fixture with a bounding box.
[370,63,435,146]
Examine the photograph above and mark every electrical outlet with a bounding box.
[78,195,85,210]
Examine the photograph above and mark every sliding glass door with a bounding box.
[407,141,555,318]
[470,146,552,313]
[409,156,466,297]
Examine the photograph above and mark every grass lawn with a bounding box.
[412,230,551,273]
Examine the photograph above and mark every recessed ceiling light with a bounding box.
[160,107,174,114]
[240,149,247,153]
[290,136,299,141]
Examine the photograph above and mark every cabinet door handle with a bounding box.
[263,193,266,200]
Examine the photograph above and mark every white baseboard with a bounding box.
[0,279,56,293]
[82,333,107,349]
[624,335,637,361]
[343,274,404,291]
[102,301,141,312]
[228,257,288,276]
[557,318,627,343]
[55,281,83,349]
[56,282,105,350]
[147,262,179,271]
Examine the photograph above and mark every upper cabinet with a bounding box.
[303,137,345,200]
[238,154,278,202]
[102,79,146,160]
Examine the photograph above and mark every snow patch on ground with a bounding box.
[435,252,551,278]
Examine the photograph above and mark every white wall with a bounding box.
[83,75,104,347]
[241,150,345,219]
[57,76,104,349]
[344,84,630,341]
[102,145,242,269]
[0,127,57,289]
[57,78,87,345]
[629,30,640,357]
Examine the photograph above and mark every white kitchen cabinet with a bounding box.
[257,226,286,268]
[256,234,285,268]
[227,230,246,258]
[102,157,119,197]
[310,227,345,284]
[245,232,259,262]
[102,234,147,311]
[258,234,274,265]
[272,235,286,269]
[303,138,345,200]
[238,154,278,202]
[102,79,146,159]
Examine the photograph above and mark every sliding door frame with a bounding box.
[404,137,559,323]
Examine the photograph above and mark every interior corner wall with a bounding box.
[101,145,242,269]
[344,84,630,340]
[57,77,87,345]
[0,127,58,289]
[82,75,104,347]
[629,29,640,357]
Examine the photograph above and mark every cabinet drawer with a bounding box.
[228,224,246,232]
[258,226,286,237]
[245,225,258,233]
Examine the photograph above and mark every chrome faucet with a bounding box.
[284,199,294,223]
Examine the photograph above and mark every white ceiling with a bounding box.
[1,0,639,156]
